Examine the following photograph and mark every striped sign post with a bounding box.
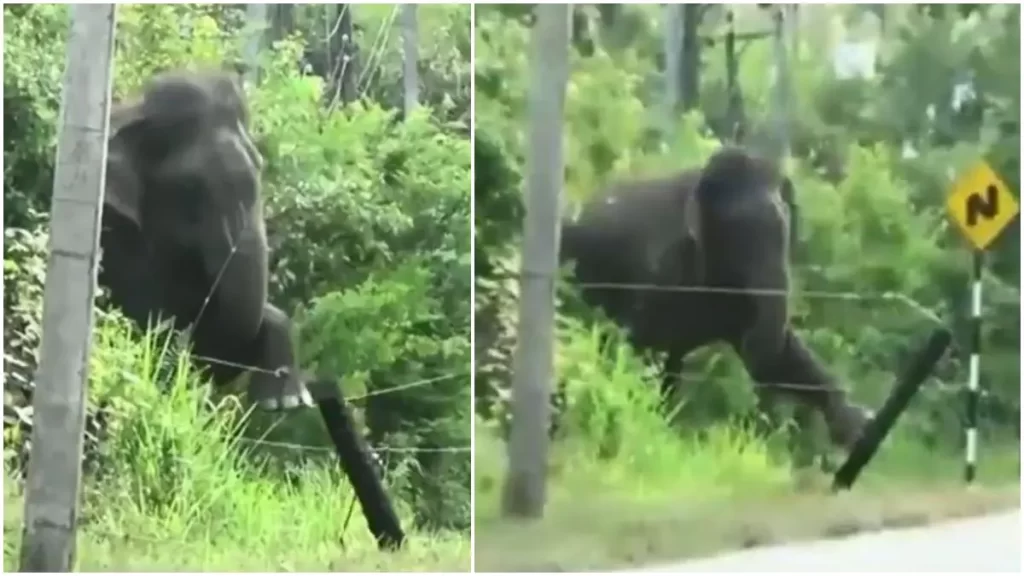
[945,161,1019,485]
[965,251,982,482]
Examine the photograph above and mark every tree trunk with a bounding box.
[724,9,745,142]
[663,3,682,124]
[327,4,357,106]
[596,3,623,50]
[268,3,294,44]
[571,5,595,56]
[680,4,701,112]
[772,5,792,160]
[244,3,267,85]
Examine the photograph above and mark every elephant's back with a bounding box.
[561,169,718,350]
[573,171,699,236]
[563,169,702,285]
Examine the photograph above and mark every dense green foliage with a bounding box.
[474,4,1020,498]
[3,3,471,565]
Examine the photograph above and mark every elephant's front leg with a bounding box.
[245,303,314,411]
[733,327,871,451]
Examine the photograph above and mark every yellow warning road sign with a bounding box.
[946,161,1019,251]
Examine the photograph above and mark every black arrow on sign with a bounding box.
[966,185,999,226]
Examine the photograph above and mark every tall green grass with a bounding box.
[3,312,469,571]
[475,314,1020,524]
[475,317,794,522]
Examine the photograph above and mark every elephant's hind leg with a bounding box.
[245,304,313,411]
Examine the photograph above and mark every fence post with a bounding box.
[501,3,571,519]
[18,4,117,572]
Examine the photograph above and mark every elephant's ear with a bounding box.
[683,188,705,285]
[104,103,145,227]
[105,147,142,227]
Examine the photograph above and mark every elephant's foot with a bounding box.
[824,402,873,451]
[247,367,314,411]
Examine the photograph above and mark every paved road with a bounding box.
[641,510,1021,573]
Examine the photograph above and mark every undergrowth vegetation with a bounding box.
[3,313,468,571]
[474,5,1019,569]
[3,4,470,570]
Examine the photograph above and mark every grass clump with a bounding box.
[2,313,469,572]
[474,317,1020,572]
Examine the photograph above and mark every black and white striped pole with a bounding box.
[946,162,1017,486]
[965,251,982,485]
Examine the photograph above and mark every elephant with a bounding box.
[559,146,870,450]
[98,69,312,411]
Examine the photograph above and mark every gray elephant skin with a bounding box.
[98,69,311,412]
[560,146,870,449]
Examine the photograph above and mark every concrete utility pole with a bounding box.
[401,4,419,118]
[501,3,571,520]
[19,4,117,572]
[679,4,702,112]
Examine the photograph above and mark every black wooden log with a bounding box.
[307,378,405,550]
[832,328,953,491]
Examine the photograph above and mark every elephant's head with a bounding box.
[693,147,795,371]
[104,70,269,341]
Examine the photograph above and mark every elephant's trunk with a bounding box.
[758,328,872,449]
